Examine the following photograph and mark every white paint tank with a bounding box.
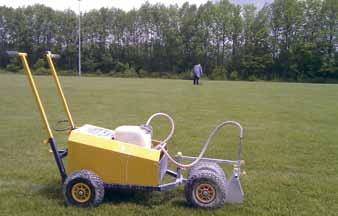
[114,125,152,149]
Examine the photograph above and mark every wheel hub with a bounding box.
[195,183,216,204]
[71,182,91,203]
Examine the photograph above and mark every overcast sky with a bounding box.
[0,0,212,12]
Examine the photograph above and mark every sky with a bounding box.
[0,0,272,12]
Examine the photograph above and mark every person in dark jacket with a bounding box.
[193,64,203,85]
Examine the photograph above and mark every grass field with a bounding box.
[0,73,337,216]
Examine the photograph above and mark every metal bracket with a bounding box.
[225,168,244,203]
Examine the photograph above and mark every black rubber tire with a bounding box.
[184,170,226,209]
[63,170,105,208]
[188,162,227,184]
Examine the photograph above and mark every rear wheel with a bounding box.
[188,161,227,184]
[64,170,104,208]
[184,170,226,209]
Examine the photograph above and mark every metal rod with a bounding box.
[46,52,75,129]
[78,0,81,76]
[165,169,178,178]
[49,138,67,183]
[18,53,54,139]
[179,155,239,165]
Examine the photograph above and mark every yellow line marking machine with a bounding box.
[7,51,246,209]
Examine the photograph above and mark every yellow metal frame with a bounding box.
[46,52,75,129]
[18,53,54,139]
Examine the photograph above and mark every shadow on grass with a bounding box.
[36,182,191,208]
[34,183,65,206]
[103,188,183,208]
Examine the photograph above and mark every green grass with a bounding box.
[0,73,337,216]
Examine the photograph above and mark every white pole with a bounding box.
[78,0,82,76]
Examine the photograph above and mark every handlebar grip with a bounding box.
[51,54,61,59]
[5,51,19,57]
[46,51,61,59]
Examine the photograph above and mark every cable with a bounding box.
[53,120,71,132]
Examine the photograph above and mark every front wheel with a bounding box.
[184,170,226,209]
[63,170,105,208]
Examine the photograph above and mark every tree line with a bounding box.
[0,0,337,81]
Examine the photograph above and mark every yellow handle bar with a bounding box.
[16,52,54,139]
[46,51,75,129]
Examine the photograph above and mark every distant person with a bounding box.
[193,64,203,85]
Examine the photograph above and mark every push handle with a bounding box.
[5,51,19,57]
[46,51,75,129]
[9,51,54,139]
[8,51,67,182]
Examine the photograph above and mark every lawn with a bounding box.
[0,73,337,216]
